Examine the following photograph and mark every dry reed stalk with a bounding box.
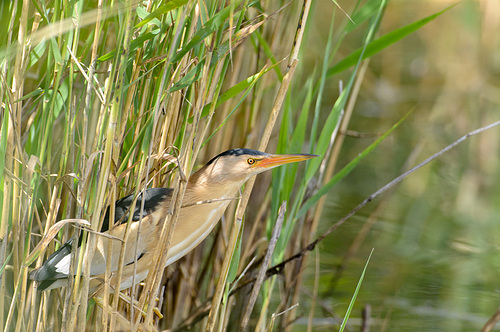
[133,4,201,329]
[205,58,298,331]
[3,0,29,330]
[202,0,311,329]
[240,201,286,331]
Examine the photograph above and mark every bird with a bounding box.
[29,148,316,292]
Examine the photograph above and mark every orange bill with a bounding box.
[257,153,318,169]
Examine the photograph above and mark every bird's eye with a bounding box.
[247,158,256,165]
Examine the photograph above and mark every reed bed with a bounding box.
[0,0,446,331]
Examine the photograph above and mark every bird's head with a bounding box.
[196,148,317,186]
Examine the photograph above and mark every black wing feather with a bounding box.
[29,240,74,290]
[101,188,172,232]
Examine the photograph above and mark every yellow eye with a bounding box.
[247,158,256,165]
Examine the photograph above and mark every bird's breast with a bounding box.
[163,198,232,266]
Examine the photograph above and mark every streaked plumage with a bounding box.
[29,148,316,292]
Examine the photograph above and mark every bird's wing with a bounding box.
[30,188,172,291]
[101,187,173,232]
[29,239,75,290]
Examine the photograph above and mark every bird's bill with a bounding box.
[258,153,318,169]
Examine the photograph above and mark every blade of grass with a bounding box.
[201,60,283,146]
[135,0,188,28]
[327,4,456,77]
[170,5,239,63]
[345,0,382,33]
[307,0,386,182]
[97,29,161,62]
[339,248,373,332]
[198,61,280,121]
[297,110,412,219]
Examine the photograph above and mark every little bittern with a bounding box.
[30,148,316,291]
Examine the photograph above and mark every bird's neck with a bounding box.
[184,165,243,205]
[160,163,248,267]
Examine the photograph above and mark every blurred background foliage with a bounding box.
[313,1,500,331]
[1,0,499,331]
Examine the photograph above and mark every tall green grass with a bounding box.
[0,0,446,331]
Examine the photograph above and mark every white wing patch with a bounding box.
[54,253,72,275]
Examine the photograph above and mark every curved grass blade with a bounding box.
[211,18,266,66]
[194,59,283,122]
[200,60,284,146]
[171,18,266,92]
[169,59,205,92]
[328,4,456,77]
[97,29,160,62]
[170,5,236,63]
[135,0,188,28]
[23,219,91,266]
[12,88,44,103]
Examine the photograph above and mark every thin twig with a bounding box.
[241,201,286,332]
[267,119,500,276]
[481,305,500,332]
